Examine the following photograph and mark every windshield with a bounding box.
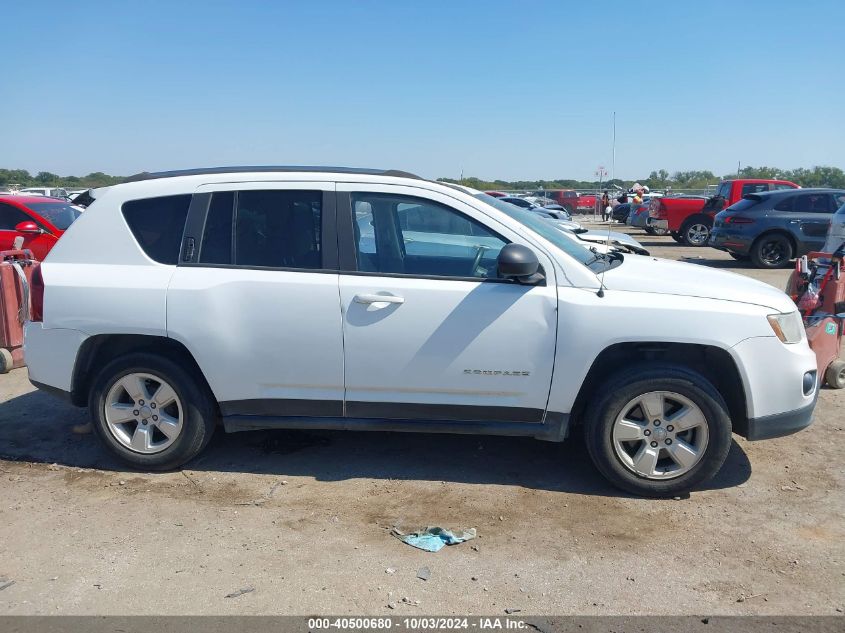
[472,193,610,270]
[26,202,83,230]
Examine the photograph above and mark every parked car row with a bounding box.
[615,179,845,268]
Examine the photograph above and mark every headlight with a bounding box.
[767,312,805,344]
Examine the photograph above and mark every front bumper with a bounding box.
[731,335,818,438]
[746,394,817,440]
[709,228,753,255]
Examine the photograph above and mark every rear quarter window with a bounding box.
[121,194,191,264]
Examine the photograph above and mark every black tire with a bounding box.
[750,233,794,269]
[644,227,656,235]
[825,360,845,389]
[670,231,683,243]
[583,363,733,497]
[88,353,216,471]
[0,348,12,374]
[729,252,750,261]
[680,218,712,247]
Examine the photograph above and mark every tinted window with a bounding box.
[716,182,732,199]
[832,192,845,209]
[122,195,192,264]
[234,190,322,269]
[741,183,769,196]
[794,193,832,213]
[352,193,506,278]
[0,203,32,230]
[728,198,761,212]
[772,183,797,191]
[26,202,82,230]
[773,196,794,212]
[199,192,234,264]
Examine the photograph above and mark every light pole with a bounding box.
[595,165,608,220]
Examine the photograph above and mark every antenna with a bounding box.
[595,165,610,298]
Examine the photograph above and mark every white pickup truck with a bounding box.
[24,167,818,496]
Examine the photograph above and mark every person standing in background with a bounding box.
[601,190,611,221]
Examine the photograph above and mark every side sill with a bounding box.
[222,413,570,442]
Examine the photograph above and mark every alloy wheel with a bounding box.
[611,391,709,480]
[686,223,710,246]
[103,372,183,454]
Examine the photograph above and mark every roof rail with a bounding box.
[122,166,423,183]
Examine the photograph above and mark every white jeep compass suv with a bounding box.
[24,167,819,496]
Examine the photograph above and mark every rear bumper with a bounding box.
[649,219,668,230]
[709,228,753,255]
[24,322,87,394]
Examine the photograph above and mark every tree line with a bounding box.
[2,165,843,192]
[438,165,845,192]
[0,169,123,189]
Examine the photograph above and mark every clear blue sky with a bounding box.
[3,0,843,181]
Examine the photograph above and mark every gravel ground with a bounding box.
[0,223,842,616]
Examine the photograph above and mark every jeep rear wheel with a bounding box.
[750,234,793,269]
[583,363,732,497]
[89,353,216,470]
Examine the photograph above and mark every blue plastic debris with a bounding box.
[392,526,477,552]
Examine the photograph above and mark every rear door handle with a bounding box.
[354,293,405,305]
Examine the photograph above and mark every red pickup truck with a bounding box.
[649,179,799,246]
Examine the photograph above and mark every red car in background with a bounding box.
[535,189,579,214]
[484,190,508,198]
[0,196,82,260]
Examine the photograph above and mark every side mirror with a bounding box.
[15,221,41,234]
[497,244,544,284]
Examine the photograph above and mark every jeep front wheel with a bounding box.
[583,364,732,497]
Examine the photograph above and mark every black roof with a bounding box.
[122,166,422,184]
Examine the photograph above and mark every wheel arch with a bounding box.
[681,213,713,229]
[71,334,215,409]
[570,341,749,435]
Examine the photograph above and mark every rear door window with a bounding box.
[794,193,833,213]
[198,190,323,269]
[122,195,192,264]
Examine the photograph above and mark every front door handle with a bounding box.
[354,293,405,305]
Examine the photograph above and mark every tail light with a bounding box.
[649,201,667,219]
[724,216,754,225]
[30,263,44,322]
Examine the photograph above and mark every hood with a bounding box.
[579,230,642,248]
[601,255,796,312]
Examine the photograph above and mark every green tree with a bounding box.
[36,171,59,184]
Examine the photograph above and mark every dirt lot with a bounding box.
[0,223,842,616]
